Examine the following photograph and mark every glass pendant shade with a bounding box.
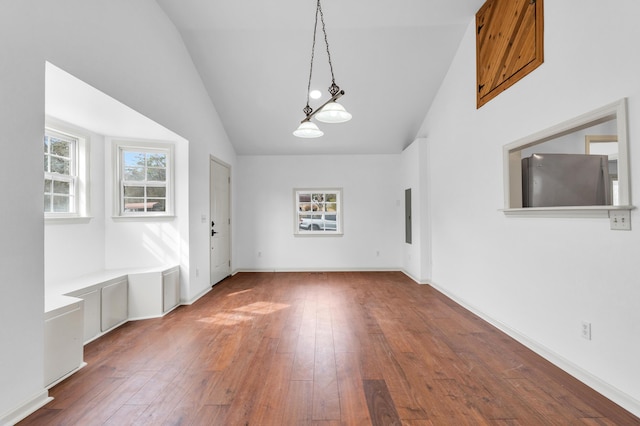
[293,121,324,138]
[315,101,352,123]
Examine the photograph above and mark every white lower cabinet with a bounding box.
[44,297,84,387]
[44,265,178,386]
[128,266,180,319]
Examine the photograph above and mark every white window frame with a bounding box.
[44,119,90,220]
[113,140,174,218]
[294,188,343,236]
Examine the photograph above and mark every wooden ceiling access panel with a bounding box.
[476,0,544,108]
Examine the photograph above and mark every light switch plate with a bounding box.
[609,210,631,230]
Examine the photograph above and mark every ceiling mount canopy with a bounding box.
[293,0,351,138]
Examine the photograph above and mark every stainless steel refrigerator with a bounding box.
[522,153,611,207]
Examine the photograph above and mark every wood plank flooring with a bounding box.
[20,272,639,425]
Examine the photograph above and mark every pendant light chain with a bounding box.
[303,2,321,117]
[317,0,339,95]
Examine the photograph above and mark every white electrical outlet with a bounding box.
[581,321,592,340]
[609,210,631,230]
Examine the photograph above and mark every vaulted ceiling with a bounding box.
[156,0,484,155]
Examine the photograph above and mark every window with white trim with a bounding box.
[115,142,173,216]
[44,129,78,215]
[294,188,343,235]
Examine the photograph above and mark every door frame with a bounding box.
[209,155,232,284]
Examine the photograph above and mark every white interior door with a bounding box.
[210,158,231,285]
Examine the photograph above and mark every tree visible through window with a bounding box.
[122,150,167,213]
[118,145,171,215]
[44,130,77,214]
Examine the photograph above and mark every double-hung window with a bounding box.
[44,130,78,215]
[115,142,173,217]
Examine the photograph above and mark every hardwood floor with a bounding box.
[20,272,639,425]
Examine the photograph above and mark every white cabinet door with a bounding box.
[101,278,128,332]
[162,268,180,312]
[128,273,162,319]
[75,289,100,343]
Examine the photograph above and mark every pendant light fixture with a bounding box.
[293,0,351,138]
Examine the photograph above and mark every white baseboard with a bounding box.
[233,267,424,282]
[128,302,182,321]
[0,390,52,426]
[181,285,213,305]
[400,269,430,284]
[46,362,87,390]
[426,279,640,418]
[233,267,401,274]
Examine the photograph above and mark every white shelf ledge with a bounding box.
[501,205,634,218]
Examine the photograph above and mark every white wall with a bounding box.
[0,7,47,420]
[44,126,189,286]
[520,120,618,157]
[400,138,432,283]
[0,1,235,422]
[235,155,403,271]
[103,137,187,272]
[419,0,640,415]
[44,127,106,285]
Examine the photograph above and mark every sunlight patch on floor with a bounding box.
[233,301,290,315]
[197,312,254,326]
[196,301,290,326]
[227,289,253,297]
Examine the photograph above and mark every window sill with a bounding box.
[501,205,634,218]
[294,232,344,237]
[45,216,93,224]
[112,215,176,222]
